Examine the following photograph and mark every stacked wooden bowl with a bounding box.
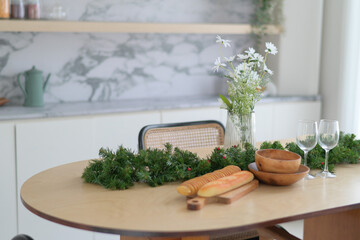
[248,149,309,186]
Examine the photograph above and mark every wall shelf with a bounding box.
[0,20,281,34]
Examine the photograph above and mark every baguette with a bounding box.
[177,165,241,196]
[197,171,254,197]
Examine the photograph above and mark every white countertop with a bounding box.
[0,95,321,121]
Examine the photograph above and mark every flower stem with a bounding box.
[260,52,269,79]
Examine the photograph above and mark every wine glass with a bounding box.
[316,119,339,178]
[296,120,318,180]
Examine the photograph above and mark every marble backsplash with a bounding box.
[0,0,255,104]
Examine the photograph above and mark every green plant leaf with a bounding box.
[219,94,233,110]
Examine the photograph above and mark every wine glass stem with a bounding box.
[324,150,329,172]
[304,151,308,166]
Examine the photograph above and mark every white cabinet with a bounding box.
[0,122,17,239]
[15,111,161,240]
[16,117,96,240]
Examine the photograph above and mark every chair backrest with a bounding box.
[138,120,225,151]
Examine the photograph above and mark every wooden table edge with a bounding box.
[20,186,360,237]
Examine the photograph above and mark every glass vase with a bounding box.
[224,111,255,150]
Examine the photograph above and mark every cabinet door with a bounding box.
[83,111,161,240]
[0,122,17,240]
[16,117,96,240]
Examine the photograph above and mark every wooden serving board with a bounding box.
[187,180,259,210]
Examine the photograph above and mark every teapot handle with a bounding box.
[43,73,51,91]
[17,73,27,97]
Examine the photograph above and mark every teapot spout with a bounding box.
[43,73,51,91]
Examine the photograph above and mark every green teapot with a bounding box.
[17,66,51,107]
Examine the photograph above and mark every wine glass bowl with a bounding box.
[318,133,339,150]
[316,119,339,178]
[296,120,318,180]
[297,135,317,151]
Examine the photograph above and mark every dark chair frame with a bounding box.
[138,120,225,150]
[12,234,34,240]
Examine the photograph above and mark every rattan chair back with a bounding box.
[138,120,225,150]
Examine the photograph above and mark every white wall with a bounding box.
[319,0,360,134]
[278,0,360,135]
[276,0,323,96]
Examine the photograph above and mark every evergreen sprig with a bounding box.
[207,143,256,171]
[262,132,360,173]
[82,132,360,190]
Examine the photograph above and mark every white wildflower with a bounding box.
[264,64,273,75]
[228,71,239,81]
[212,35,278,115]
[224,56,235,62]
[265,42,278,55]
[216,35,231,48]
[245,47,256,55]
[249,70,260,82]
[212,57,226,72]
[216,35,223,44]
[222,40,231,48]
[240,62,250,69]
[237,54,249,60]
[252,53,264,63]
[235,63,248,75]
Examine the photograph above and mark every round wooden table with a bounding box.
[21,159,360,239]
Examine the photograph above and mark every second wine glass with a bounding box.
[296,120,318,180]
[316,119,339,178]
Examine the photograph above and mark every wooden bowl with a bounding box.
[248,162,309,186]
[255,149,301,173]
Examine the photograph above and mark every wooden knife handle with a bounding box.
[188,196,219,210]
[187,197,206,210]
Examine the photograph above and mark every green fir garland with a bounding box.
[82,132,360,190]
[281,132,360,173]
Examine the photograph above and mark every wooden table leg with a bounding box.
[304,208,360,240]
[121,236,209,240]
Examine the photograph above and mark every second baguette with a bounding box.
[197,171,254,197]
[177,165,241,196]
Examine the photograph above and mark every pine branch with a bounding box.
[82,132,360,190]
